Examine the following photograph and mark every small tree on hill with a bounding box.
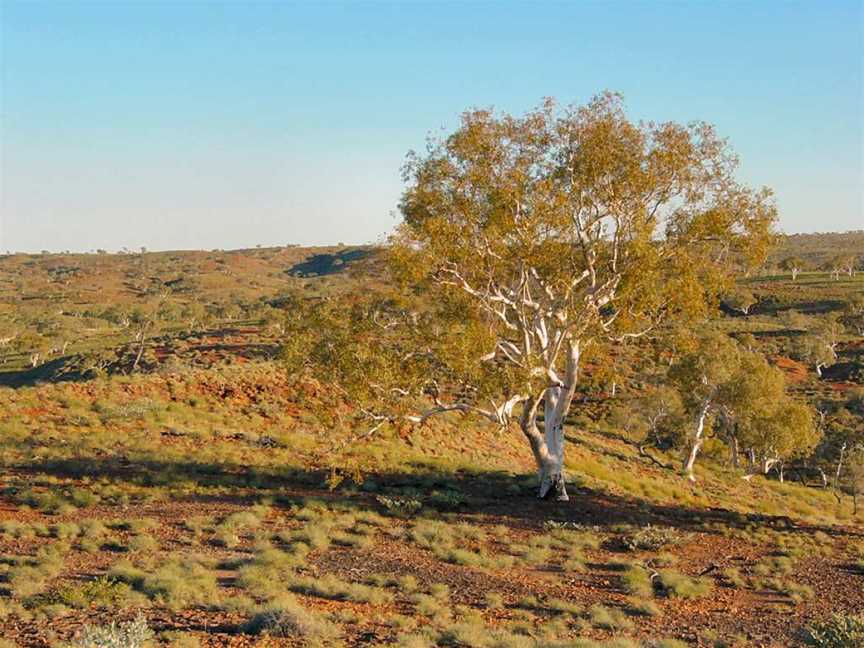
[844,445,864,515]
[737,398,819,481]
[722,287,757,315]
[827,254,856,280]
[669,332,741,480]
[670,334,818,481]
[842,294,864,336]
[792,316,842,378]
[609,384,684,467]
[779,256,806,280]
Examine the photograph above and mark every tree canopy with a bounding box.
[291,92,778,499]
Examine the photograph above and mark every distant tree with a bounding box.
[780,309,812,332]
[291,93,776,500]
[670,334,817,481]
[722,287,757,315]
[841,294,864,336]
[714,351,783,469]
[791,316,842,377]
[670,333,741,480]
[181,302,209,333]
[129,291,170,372]
[610,384,684,467]
[102,305,131,328]
[260,305,287,335]
[844,445,864,514]
[15,331,51,368]
[827,254,856,280]
[818,403,864,491]
[779,256,806,280]
[735,332,757,351]
[738,398,819,481]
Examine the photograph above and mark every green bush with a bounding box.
[805,614,864,648]
[243,596,341,644]
[620,525,681,552]
[656,570,713,599]
[68,614,153,648]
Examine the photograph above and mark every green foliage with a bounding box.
[243,595,342,644]
[109,557,219,610]
[621,565,654,598]
[39,576,135,609]
[620,526,681,552]
[656,570,713,599]
[805,614,864,648]
[67,614,153,648]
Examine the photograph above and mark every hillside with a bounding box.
[770,231,864,270]
[0,235,861,647]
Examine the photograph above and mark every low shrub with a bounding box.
[377,495,422,517]
[656,570,713,599]
[68,614,153,648]
[805,614,864,648]
[243,596,341,645]
[622,565,653,598]
[588,604,633,630]
[620,525,681,552]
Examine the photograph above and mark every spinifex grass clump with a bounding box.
[108,557,219,610]
[655,570,713,599]
[243,595,342,644]
[68,614,153,648]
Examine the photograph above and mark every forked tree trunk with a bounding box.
[520,341,580,501]
[539,385,568,500]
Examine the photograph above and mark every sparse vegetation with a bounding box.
[0,162,859,647]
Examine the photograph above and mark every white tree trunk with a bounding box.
[683,401,710,482]
[729,435,739,469]
[539,385,568,501]
[834,442,847,488]
[520,340,580,501]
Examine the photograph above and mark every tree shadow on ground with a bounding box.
[8,455,861,541]
[0,356,71,388]
[286,248,372,277]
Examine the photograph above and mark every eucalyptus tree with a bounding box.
[844,445,864,514]
[671,334,818,481]
[842,294,864,336]
[722,287,757,315]
[668,333,741,481]
[391,94,775,499]
[736,396,818,481]
[828,254,857,280]
[292,93,776,500]
[779,256,806,280]
[792,315,842,378]
[608,384,683,467]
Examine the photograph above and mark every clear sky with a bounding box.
[1,1,862,253]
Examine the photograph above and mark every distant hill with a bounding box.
[771,230,864,269]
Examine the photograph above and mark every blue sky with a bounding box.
[1,1,862,252]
